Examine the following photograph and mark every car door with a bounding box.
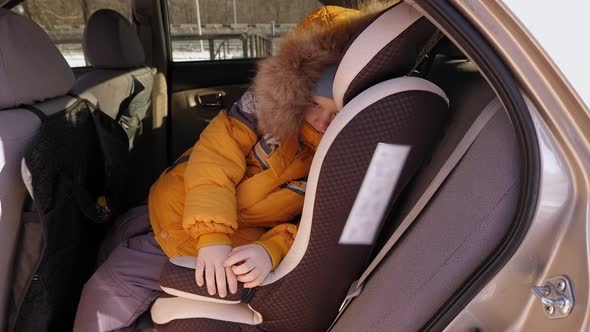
[167,60,253,159]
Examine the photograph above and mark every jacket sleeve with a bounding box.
[183,93,259,250]
[256,223,298,270]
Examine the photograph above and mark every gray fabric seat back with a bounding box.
[73,9,167,206]
[0,9,99,330]
[332,57,522,331]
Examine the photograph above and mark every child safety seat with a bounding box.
[151,3,448,331]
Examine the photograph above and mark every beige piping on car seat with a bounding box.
[151,296,263,325]
[160,286,241,304]
[328,98,502,331]
[333,2,423,109]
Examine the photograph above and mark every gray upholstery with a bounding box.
[332,58,521,331]
[0,105,46,329]
[0,10,74,109]
[0,8,96,329]
[83,9,146,69]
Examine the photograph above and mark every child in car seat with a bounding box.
[151,63,340,297]
[74,6,366,332]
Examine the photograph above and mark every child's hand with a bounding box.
[223,244,272,288]
[195,245,237,297]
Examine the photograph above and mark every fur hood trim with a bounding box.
[253,13,375,141]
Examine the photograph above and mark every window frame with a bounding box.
[163,0,322,63]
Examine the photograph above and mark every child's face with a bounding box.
[304,95,339,133]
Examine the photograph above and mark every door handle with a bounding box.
[187,91,227,108]
[197,92,225,107]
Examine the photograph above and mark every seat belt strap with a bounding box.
[19,105,47,121]
[409,30,445,76]
[67,92,81,100]
[329,99,501,331]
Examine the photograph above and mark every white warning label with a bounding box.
[339,143,410,245]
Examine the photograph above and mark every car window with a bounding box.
[11,0,132,67]
[167,0,322,62]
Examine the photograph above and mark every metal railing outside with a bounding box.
[171,33,273,61]
[47,32,275,65]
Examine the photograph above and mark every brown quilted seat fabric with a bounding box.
[342,17,436,105]
[156,88,449,331]
[248,91,448,331]
[155,317,261,332]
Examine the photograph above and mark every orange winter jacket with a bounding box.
[149,93,322,269]
[149,6,364,270]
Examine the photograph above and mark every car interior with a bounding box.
[0,0,532,331]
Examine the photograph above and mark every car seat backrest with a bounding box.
[73,9,167,206]
[83,9,146,69]
[0,9,79,329]
[332,57,522,331]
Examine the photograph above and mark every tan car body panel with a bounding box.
[406,0,590,330]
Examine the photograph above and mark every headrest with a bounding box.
[333,2,438,109]
[83,9,145,69]
[0,9,74,110]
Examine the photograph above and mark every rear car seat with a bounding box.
[150,3,448,331]
[72,9,168,207]
[0,9,101,331]
[331,53,522,331]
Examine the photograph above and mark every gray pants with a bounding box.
[73,206,168,332]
